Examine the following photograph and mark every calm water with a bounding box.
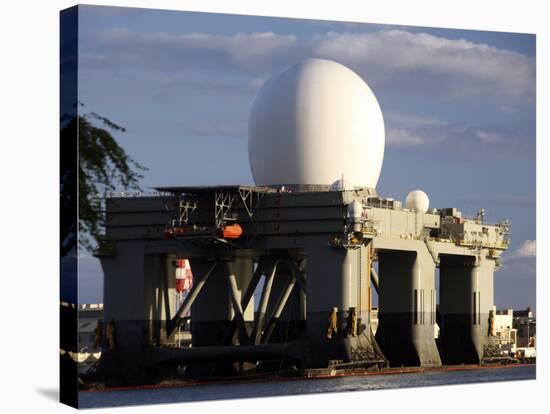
[79,365,535,408]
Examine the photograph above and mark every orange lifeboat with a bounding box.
[221,223,243,239]
[164,227,186,239]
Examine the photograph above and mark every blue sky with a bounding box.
[75,5,536,310]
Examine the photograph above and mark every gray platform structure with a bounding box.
[96,185,510,381]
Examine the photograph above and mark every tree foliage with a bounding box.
[61,109,147,255]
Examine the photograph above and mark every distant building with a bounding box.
[513,307,536,348]
[494,308,518,355]
[491,306,536,360]
[73,304,104,370]
[371,305,535,359]
[78,303,103,352]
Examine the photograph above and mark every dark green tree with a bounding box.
[61,109,147,255]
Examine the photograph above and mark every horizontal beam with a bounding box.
[146,342,299,365]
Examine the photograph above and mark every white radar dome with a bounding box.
[405,190,430,213]
[248,58,385,188]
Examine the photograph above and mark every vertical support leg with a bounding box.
[359,245,372,325]
[98,241,147,381]
[440,255,495,364]
[305,246,359,366]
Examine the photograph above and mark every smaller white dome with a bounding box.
[330,178,354,191]
[405,190,430,213]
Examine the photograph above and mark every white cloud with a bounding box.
[514,240,536,258]
[499,240,536,284]
[501,239,536,266]
[386,128,424,147]
[311,30,535,99]
[82,28,535,101]
[381,120,534,159]
[384,112,447,128]
[476,130,502,143]
[87,29,299,73]
[249,75,269,89]
[79,26,535,155]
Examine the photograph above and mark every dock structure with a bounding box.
[96,185,509,381]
